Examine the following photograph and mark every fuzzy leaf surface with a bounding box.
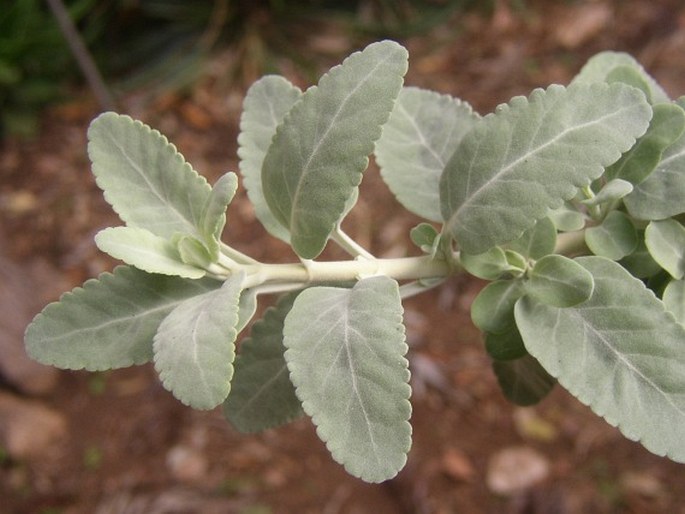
[238,76,302,242]
[492,355,556,406]
[584,211,638,261]
[153,273,244,409]
[526,255,594,307]
[515,256,685,463]
[224,292,303,432]
[25,266,221,370]
[375,87,478,221]
[440,83,651,254]
[201,172,238,257]
[606,103,685,185]
[283,276,411,483]
[262,41,408,258]
[95,227,205,279]
[571,51,670,103]
[625,98,685,220]
[88,112,211,239]
[645,219,685,279]
[471,280,524,334]
[663,280,685,325]
[507,216,556,259]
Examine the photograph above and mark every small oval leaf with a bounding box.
[526,255,594,307]
[663,280,685,325]
[460,246,510,280]
[645,219,685,279]
[584,210,638,261]
[471,280,525,334]
[484,328,528,361]
[508,217,557,260]
[492,354,556,406]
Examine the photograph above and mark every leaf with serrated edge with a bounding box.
[515,256,685,463]
[625,98,685,220]
[663,280,685,325]
[440,83,651,254]
[25,266,221,370]
[262,41,408,259]
[175,235,213,269]
[88,112,211,239]
[238,76,302,242]
[606,103,685,185]
[224,292,303,432]
[283,276,411,483]
[154,272,244,409]
[571,51,670,104]
[645,219,685,279]
[585,210,638,261]
[201,172,238,258]
[508,217,556,259]
[375,87,479,222]
[526,255,594,307]
[95,227,205,279]
[236,289,258,334]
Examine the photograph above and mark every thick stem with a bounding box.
[240,254,451,290]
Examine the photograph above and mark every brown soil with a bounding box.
[2,1,685,513]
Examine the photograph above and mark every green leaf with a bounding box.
[153,272,244,409]
[645,219,685,279]
[236,289,258,334]
[283,276,411,483]
[201,172,238,258]
[224,292,303,432]
[492,354,556,406]
[605,65,653,101]
[663,280,685,325]
[625,98,685,220]
[88,112,211,239]
[515,256,685,463]
[526,255,594,307]
[95,226,206,279]
[262,41,408,259]
[409,222,439,251]
[606,103,685,185]
[484,328,527,361]
[508,216,556,259]
[175,235,214,269]
[580,179,633,208]
[375,87,479,222]
[547,203,586,232]
[440,83,651,254]
[584,210,638,261]
[471,280,524,334]
[571,51,670,104]
[237,76,302,243]
[25,266,221,370]
[620,232,663,279]
[460,246,510,280]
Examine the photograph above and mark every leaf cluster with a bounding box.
[25,42,685,482]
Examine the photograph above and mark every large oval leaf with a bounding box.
[440,83,651,254]
[224,292,303,433]
[283,276,411,483]
[153,272,244,410]
[645,219,685,279]
[262,40,408,259]
[375,87,478,222]
[88,113,211,239]
[515,256,685,463]
[25,266,221,370]
[237,76,302,243]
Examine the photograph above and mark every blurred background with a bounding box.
[2,0,685,512]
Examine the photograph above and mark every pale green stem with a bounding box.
[220,242,259,265]
[331,225,375,260]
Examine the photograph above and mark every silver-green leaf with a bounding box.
[440,83,651,254]
[25,266,221,370]
[238,76,302,243]
[95,226,206,279]
[201,171,238,258]
[515,256,685,463]
[375,87,478,222]
[283,276,411,483]
[584,210,638,261]
[224,292,303,433]
[663,279,685,325]
[525,255,594,307]
[471,280,524,334]
[153,272,244,410]
[262,40,408,259]
[507,216,557,259]
[88,112,211,239]
[645,219,685,279]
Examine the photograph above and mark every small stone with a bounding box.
[0,391,67,461]
[166,444,208,483]
[486,446,550,495]
[441,447,475,482]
